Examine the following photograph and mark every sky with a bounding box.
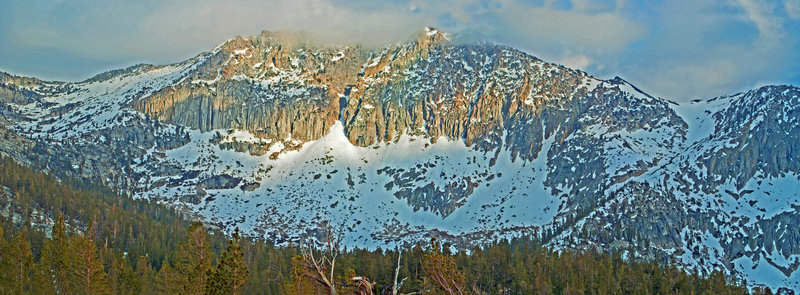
[1,0,799,101]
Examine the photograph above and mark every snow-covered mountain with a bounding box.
[1,28,798,291]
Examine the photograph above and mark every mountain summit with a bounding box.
[1,28,798,290]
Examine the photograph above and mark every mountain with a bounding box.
[0,27,798,291]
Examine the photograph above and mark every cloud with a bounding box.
[787,0,800,19]
[139,0,433,50]
[4,0,436,71]
[7,0,646,58]
[567,0,620,13]
[558,53,593,69]
[611,0,799,100]
[0,0,797,101]
[736,0,782,40]
[1,0,646,80]
[488,0,646,52]
[639,59,739,100]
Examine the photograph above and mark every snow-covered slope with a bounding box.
[1,28,799,291]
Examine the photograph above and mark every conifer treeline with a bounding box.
[0,156,759,294]
[0,214,248,294]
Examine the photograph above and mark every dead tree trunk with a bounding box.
[351,276,374,295]
[392,250,406,295]
[300,224,341,295]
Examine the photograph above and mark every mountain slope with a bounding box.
[0,28,798,290]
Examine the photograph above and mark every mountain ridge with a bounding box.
[1,28,799,290]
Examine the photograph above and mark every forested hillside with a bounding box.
[0,157,758,294]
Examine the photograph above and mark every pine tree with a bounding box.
[421,238,466,295]
[174,222,212,294]
[288,255,319,295]
[40,213,70,293]
[134,255,156,294]
[0,232,34,294]
[67,220,110,294]
[110,253,136,295]
[207,228,249,294]
[31,260,58,295]
[0,226,6,294]
[156,258,182,294]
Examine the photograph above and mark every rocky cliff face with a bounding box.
[1,28,799,290]
[134,31,369,151]
[700,86,800,189]
[124,28,686,222]
[549,86,800,291]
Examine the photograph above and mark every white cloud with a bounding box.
[2,0,797,100]
[736,0,782,40]
[557,53,593,69]
[8,0,436,66]
[637,59,739,100]
[139,0,433,50]
[6,0,647,79]
[787,0,800,19]
[496,0,646,52]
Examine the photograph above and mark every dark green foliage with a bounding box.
[0,232,33,294]
[207,228,249,294]
[0,156,750,294]
[134,255,156,294]
[109,252,137,295]
[173,222,213,294]
[66,220,110,294]
[0,155,212,268]
[422,238,466,294]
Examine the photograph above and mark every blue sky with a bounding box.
[1,0,798,101]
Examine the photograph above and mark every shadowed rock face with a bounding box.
[699,86,800,190]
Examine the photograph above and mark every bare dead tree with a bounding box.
[300,223,342,295]
[351,276,375,295]
[392,249,408,295]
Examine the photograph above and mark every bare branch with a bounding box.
[351,276,375,295]
[392,249,403,295]
[298,222,343,295]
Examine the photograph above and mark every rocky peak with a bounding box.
[418,27,450,47]
[253,30,313,48]
[692,85,800,190]
[0,71,68,104]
